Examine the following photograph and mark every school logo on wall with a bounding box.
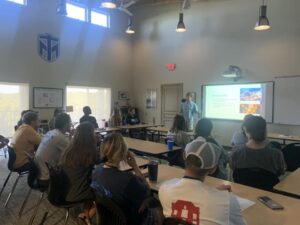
[38,33,60,63]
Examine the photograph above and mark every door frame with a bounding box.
[161,83,184,125]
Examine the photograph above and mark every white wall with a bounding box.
[132,0,300,145]
[0,0,133,120]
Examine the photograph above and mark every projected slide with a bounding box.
[203,83,273,122]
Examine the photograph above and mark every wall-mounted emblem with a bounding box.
[38,33,60,62]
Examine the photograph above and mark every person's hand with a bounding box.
[126,152,138,169]
[216,184,232,192]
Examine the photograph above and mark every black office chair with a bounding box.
[164,217,193,225]
[47,164,88,225]
[269,141,282,150]
[281,143,300,172]
[18,157,48,225]
[94,190,127,225]
[0,146,30,207]
[233,168,279,191]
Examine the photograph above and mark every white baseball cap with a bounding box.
[185,139,221,169]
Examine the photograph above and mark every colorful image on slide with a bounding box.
[240,104,261,114]
[240,88,261,101]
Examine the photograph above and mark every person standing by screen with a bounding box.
[180,92,199,131]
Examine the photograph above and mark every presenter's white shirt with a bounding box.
[159,178,246,225]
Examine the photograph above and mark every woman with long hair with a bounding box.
[61,122,98,225]
[91,133,162,225]
[167,114,190,149]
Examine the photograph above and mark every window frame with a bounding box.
[90,9,110,28]
[66,85,112,124]
[66,0,88,22]
[7,0,27,6]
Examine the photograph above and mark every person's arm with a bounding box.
[229,194,247,225]
[277,151,286,175]
[29,129,42,146]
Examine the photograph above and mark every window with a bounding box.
[91,10,110,28]
[66,86,111,126]
[7,0,27,5]
[66,1,87,22]
[0,83,29,137]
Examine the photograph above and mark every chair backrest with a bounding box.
[7,146,16,171]
[94,190,126,225]
[164,217,193,225]
[282,143,300,172]
[269,141,282,150]
[46,164,69,206]
[233,168,279,191]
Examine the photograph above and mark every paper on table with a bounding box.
[235,195,255,211]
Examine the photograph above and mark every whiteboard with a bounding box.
[274,76,300,125]
[33,87,63,108]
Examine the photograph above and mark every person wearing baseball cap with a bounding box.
[159,139,246,225]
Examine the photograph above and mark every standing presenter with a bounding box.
[180,92,200,131]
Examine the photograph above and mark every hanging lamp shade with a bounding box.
[126,17,135,34]
[176,13,186,32]
[101,0,117,9]
[254,5,271,31]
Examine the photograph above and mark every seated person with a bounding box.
[15,109,32,131]
[159,139,246,225]
[10,112,41,171]
[80,106,99,128]
[167,114,190,149]
[126,108,140,125]
[230,116,286,177]
[0,135,9,149]
[91,133,158,225]
[109,108,122,127]
[231,114,253,146]
[195,118,229,179]
[35,113,72,187]
[48,108,63,130]
[61,122,98,224]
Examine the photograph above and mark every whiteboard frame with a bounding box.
[33,87,64,108]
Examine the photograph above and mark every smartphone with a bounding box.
[258,196,284,210]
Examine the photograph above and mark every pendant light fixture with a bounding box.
[254,0,271,31]
[126,17,135,34]
[101,0,117,9]
[176,12,186,32]
[57,0,67,16]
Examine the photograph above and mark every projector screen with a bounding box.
[202,82,274,122]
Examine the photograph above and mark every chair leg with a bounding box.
[4,174,20,207]
[0,171,12,198]
[64,209,69,225]
[28,192,44,225]
[19,188,32,217]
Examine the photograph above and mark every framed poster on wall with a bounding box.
[146,89,157,108]
[33,87,63,108]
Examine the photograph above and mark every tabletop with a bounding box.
[146,127,195,136]
[119,156,149,171]
[117,124,162,130]
[124,137,181,155]
[146,164,300,225]
[268,133,300,142]
[274,168,300,197]
[95,127,121,133]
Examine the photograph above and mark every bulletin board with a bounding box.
[33,87,63,108]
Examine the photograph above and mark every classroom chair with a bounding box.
[281,143,300,172]
[47,164,89,225]
[164,217,193,225]
[233,168,279,191]
[18,157,48,225]
[94,190,127,225]
[0,146,30,207]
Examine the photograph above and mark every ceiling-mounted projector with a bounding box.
[222,65,242,81]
